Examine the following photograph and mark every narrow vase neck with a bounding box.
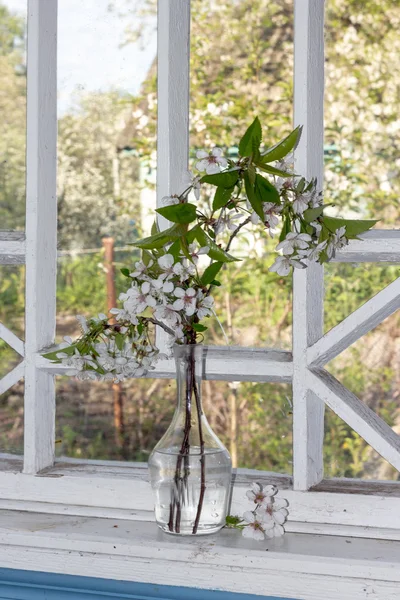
[173,343,204,413]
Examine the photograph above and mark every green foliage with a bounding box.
[155,203,197,224]
[200,262,223,285]
[260,126,302,163]
[239,116,262,157]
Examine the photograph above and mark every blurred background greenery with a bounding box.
[0,0,399,480]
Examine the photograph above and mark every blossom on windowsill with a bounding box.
[246,481,278,506]
[241,511,274,541]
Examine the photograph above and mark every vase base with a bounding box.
[156,523,225,536]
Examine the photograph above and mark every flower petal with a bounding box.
[243,511,256,524]
[206,162,221,175]
[211,147,223,157]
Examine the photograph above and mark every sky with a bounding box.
[3,0,156,113]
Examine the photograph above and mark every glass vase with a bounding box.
[148,344,232,535]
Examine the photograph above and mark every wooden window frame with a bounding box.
[0,0,400,541]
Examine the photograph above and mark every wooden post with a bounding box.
[24,0,58,474]
[102,237,127,458]
[292,0,325,490]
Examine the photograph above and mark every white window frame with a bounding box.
[0,0,400,541]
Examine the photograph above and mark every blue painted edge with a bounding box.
[0,568,296,600]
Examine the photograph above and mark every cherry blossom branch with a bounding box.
[145,318,175,338]
[225,215,252,253]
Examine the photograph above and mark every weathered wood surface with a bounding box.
[1,512,400,599]
[24,0,58,475]
[308,278,400,367]
[292,0,325,491]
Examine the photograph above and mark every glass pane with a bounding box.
[0,264,25,373]
[0,0,27,229]
[0,264,25,455]
[324,407,399,481]
[56,0,156,339]
[325,307,399,480]
[325,1,400,229]
[0,380,23,455]
[324,262,399,332]
[188,0,294,348]
[56,376,292,474]
[56,377,175,461]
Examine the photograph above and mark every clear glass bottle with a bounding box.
[148,344,232,535]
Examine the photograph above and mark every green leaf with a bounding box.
[42,344,77,362]
[168,238,181,260]
[213,186,234,211]
[141,250,153,266]
[200,261,223,285]
[254,174,280,205]
[279,216,291,242]
[247,163,256,185]
[244,172,264,221]
[120,267,131,277]
[131,224,186,249]
[323,216,378,239]
[255,163,293,178]
[115,333,124,351]
[225,515,243,527]
[193,323,208,332]
[239,116,262,157]
[195,228,240,263]
[151,219,160,236]
[211,279,221,286]
[156,203,197,224]
[303,206,324,223]
[201,170,239,188]
[260,125,302,163]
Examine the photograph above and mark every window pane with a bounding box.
[0,0,27,229]
[0,263,24,456]
[56,376,292,474]
[325,0,400,228]
[324,302,399,480]
[0,380,23,455]
[324,262,399,332]
[188,0,294,347]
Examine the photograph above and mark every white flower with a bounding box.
[292,194,309,215]
[161,195,179,207]
[157,254,176,280]
[195,147,228,174]
[245,482,278,506]
[303,240,327,262]
[76,314,89,333]
[154,302,182,327]
[187,243,209,264]
[241,511,274,541]
[173,325,185,341]
[310,220,322,235]
[269,255,306,276]
[215,211,242,235]
[183,170,201,200]
[327,226,348,259]
[109,307,138,325]
[256,493,289,538]
[121,282,157,315]
[276,232,312,256]
[196,292,214,319]
[173,260,196,282]
[173,287,197,316]
[276,152,294,173]
[130,259,154,278]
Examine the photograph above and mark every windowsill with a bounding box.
[0,510,400,599]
